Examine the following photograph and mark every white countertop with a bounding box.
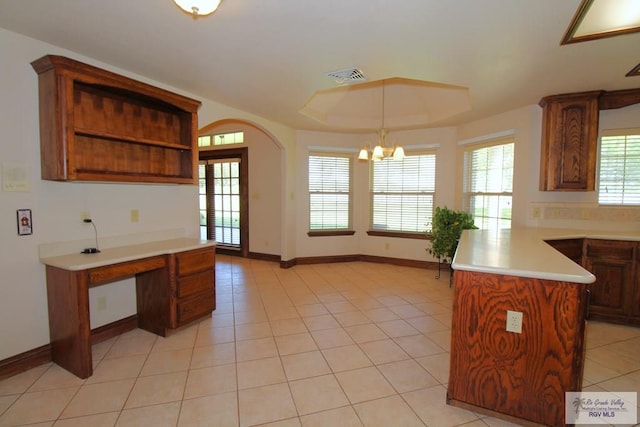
[452,228,640,284]
[40,238,216,271]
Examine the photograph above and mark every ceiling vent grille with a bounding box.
[325,67,367,84]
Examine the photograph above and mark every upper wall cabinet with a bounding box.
[31,55,201,184]
[539,91,602,191]
[539,88,640,192]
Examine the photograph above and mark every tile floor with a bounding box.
[1,256,639,426]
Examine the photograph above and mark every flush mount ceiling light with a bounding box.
[174,0,222,18]
[561,0,640,44]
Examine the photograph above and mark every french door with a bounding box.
[199,148,248,256]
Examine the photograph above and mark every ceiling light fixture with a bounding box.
[561,0,640,44]
[358,80,405,161]
[174,0,222,18]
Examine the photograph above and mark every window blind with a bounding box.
[463,140,513,230]
[599,131,640,205]
[371,153,436,233]
[308,154,352,230]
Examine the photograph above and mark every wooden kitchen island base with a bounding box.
[447,269,589,427]
[41,239,215,379]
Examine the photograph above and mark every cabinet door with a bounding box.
[539,91,601,191]
[583,240,635,322]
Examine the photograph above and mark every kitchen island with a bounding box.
[448,228,596,426]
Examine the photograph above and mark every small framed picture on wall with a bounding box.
[17,209,32,235]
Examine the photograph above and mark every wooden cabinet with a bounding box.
[31,55,201,184]
[584,239,637,324]
[545,238,584,265]
[447,270,588,426]
[170,247,216,328]
[539,91,601,191]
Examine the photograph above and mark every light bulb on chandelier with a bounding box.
[358,80,405,161]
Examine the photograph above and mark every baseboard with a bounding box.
[0,315,138,380]
[282,254,438,270]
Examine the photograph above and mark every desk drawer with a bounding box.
[89,256,166,285]
[177,292,215,325]
[176,248,214,277]
[177,270,214,298]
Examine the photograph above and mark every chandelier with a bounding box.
[358,80,405,161]
[174,0,222,18]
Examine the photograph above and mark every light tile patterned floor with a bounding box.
[1,256,639,426]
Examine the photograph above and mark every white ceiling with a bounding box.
[1,0,639,132]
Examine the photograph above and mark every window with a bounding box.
[308,153,353,233]
[598,129,640,205]
[370,152,436,235]
[462,138,514,230]
[198,131,244,147]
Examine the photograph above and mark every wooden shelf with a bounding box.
[31,55,201,184]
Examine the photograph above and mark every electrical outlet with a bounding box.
[506,310,523,333]
[96,296,107,311]
[81,211,91,221]
[130,209,139,223]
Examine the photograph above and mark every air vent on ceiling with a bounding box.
[325,67,367,84]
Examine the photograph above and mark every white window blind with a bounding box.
[463,139,513,230]
[308,154,352,230]
[598,130,640,205]
[371,153,436,233]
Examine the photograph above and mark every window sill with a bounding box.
[367,230,430,240]
[308,230,356,237]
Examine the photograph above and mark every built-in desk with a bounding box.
[40,238,216,379]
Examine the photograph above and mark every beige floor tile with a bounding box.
[85,355,146,385]
[376,295,409,307]
[178,392,238,427]
[344,324,388,343]
[270,318,308,336]
[289,374,349,415]
[324,301,358,314]
[190,342,236,369]
[0,387,78,426]
[0,364,50,396]
[275,332,318,356]
[387,304,427,319]
[322,345,372,372]
[405,315,450,334]
[194,325,235,347]
[333,311,372,327]
[234,309,268,326]
[281,351,331,381]
[335,366,396,404]
[140,348,192,377]
[353,395,424,427]
[236,337,279,362]
[0,395,19,415]
[55,411,120,426]
[238,383,297,427]
[375,319,420,338]
[184,364,237,399]
[415,352,450,385]
[151,327,197,353]
[104,333,156,359]
[377,359,439,393]
[403,385,480,426]
[124,372,187,409]
[237,357,286,390]
[295,303,329,317]
[394,334,446,358]
[266,305,301,321]
[359,339,410,365]
[258,417,301,427]
[363,307,400,322]
[310,328,354,349]
[61,379,134,418]
[116,402,180,426]
[302,315,341,331]
[28,364,86,392]
[300,405,363,427]
[235,321,273,341]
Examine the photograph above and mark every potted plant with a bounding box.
[427,206,477,264]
